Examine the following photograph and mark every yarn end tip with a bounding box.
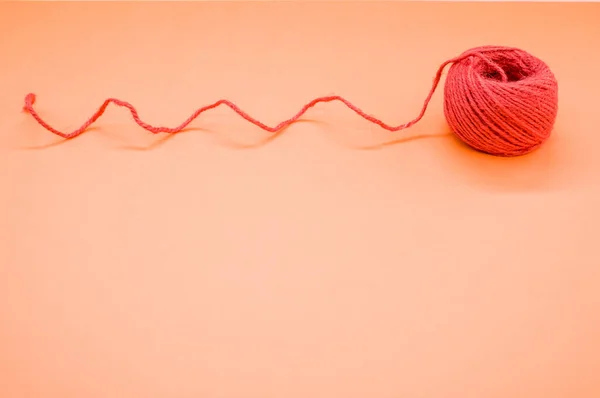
[23,93,36,112]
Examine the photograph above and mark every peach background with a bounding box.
[1,2,600,398]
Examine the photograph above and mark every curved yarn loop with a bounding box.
[23,45,558,157]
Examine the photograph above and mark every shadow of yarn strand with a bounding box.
[19,126,103,150]
[20,116,450,152]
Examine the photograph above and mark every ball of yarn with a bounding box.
[443,46,558,157]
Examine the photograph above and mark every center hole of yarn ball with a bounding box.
[479,54,535,83]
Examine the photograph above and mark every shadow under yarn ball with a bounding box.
[443,46,559,157]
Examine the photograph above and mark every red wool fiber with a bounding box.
[23,45,558,157]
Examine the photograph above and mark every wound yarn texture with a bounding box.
[443,46,558,156]
[23,45,558,157]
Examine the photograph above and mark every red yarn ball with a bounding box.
[443,46,558,157]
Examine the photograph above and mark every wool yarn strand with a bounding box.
[23,45,558,157]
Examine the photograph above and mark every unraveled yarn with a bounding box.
[23,45,558,157]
